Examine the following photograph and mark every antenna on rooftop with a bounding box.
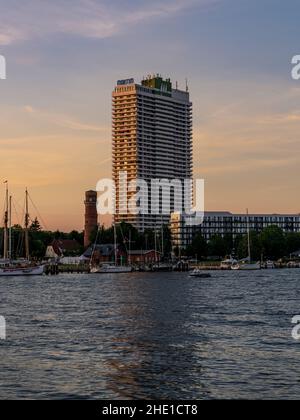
[185,78,189,92]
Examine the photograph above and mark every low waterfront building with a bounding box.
[171,211,300,250]
[45,239,82,260]
[82,244,127,265]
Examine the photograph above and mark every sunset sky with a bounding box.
[1,0,300,231]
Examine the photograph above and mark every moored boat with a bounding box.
[0,185,44,277]
[90,264,132,274]
[265,260,275,269]
[231,209,261,271]
[221,256,237,270]
[0,263,44,277]
[231,260,261,271]
[89,224,132,274]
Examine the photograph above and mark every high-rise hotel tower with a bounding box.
[112,75,193,232]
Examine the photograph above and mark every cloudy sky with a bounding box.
[0,0,300,230]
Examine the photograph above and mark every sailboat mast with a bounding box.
[114,224,118,266]
[128,230,131,266]
[3,182,8,260]
[247,209,251,262]
[25,189,30,261]
[8,195,12,260]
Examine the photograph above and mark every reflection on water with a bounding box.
[0,270,299,399]
[103,276,207,399]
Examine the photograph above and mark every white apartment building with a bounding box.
[113,75,193,231]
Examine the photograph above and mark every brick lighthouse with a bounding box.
[84,190,98,248]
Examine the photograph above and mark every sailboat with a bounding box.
[231,210,261,271]
[90,224,132,274]
[150,223,172,272]
[0,185,44,277]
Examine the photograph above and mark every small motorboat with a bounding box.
[189,269,211,278]
[266,260,275,269]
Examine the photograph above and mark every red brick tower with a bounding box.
[84,190,98,248]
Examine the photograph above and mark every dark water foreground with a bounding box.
[0,270,299,400]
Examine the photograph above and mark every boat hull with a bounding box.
[90,265,133,274]
[151,264,173,272]
[0,265,45,277]
[232,262,261,271]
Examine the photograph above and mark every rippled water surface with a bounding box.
[0,270,300,399]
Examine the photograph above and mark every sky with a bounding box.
[0,0,300,231]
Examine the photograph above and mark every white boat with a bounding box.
[221,257,237,269]
[266,260,275,269]
[0,264,44,277]
[89,224,132,274]
[90,264,132,274]
[0,185,44,277]
[231,260,261,271]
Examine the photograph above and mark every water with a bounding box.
[0,270,300,400]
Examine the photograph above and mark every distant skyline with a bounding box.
[1,0,300,231]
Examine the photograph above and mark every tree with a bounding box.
[68,230,84,246]
[173,246,180,258]
[143,229,156,250]
[223,233,234,255]
[237,231,261,261]
[188,233,207,259]
[161,225,172,257]
[54,230,65,240]
[116,222,142,250]
[30,239,45,259]
[286,232,300,255]
[28,220,55,259]
[208,235,227,258]
[260,226,287,260]
[30,218,42,232]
